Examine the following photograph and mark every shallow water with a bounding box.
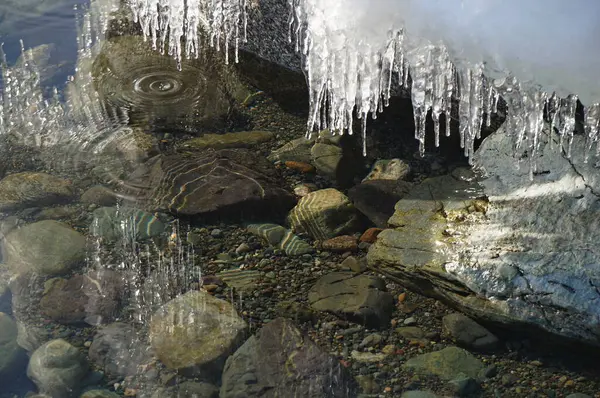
[0,2,599,398]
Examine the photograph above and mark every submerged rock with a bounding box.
[0,172,73,212]
[90,206,169,242]
[27,339,89,398]
[128,149,295,220]
[3,220,87,276]
[220,317,356,397]
[246,223,314,256]
[178,130,275,150]
[368,126,600,348]
[149,290,247,378]
[0,312,25,377]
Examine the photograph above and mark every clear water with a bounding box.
[1,1,599,398]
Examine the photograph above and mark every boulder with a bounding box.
[368,127,600,348]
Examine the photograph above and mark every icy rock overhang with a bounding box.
[129,0,600,169]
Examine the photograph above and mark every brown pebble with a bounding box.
[321,235,358,252]
[398,292,406,303]
[284,160,315,173]
[360,227,383,243]
[124,388,137,397]
[384,386,392,393]
[203,284,219,292]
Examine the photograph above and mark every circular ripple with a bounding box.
[92,36,233,128]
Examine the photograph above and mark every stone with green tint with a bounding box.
[403,346,485,381]
[179,131,275,150]
[90,206,168,242]
[4,220,86,276]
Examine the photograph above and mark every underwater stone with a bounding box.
[27,339,89,398]
[149,290,247,378]
[0,312,24,378]
[3,220,87,276]
[128,149,295,220]
[363,158,410,182]
[178,130,275,150]
[246,223,314,256]
[90,206,169,242]
[0,172,73,212]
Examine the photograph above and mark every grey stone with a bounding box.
[3,220,87,276]
[0,312,25,377]
[220,317,355,398]
[0,172,73,212]
[90,206,169,242]
[442,313,499,351]
[27,339,89,397]
[403,346,485,381]
[308,271,394,328]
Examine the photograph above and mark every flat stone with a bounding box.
[308,271,394,328]
[0,172,73,212]
[348,180,412,228]
[403,346,485,381]
[178,131,275,150]
[128,149,295,220]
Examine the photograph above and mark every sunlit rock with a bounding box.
[363,158,410,182]
[149,290,247,378]
[288,188,363,240]
[368,127,600,347]
[220,317,356,397]
[0,172,74,212]
[3,220,87,276]
[27,339,90,398]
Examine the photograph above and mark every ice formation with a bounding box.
[126,0,600,168]
[130,0,247,66]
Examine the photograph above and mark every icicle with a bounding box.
[583,103,600,163]
[129,0,247,66]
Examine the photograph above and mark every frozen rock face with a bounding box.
[368,126,600,347]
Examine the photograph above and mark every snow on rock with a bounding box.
[368,126,600,347]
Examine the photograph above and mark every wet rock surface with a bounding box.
[220,317,356,397]
[127,149,295,220]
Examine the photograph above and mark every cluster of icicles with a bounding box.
[130,0,247,66]
[127,0,600,171]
